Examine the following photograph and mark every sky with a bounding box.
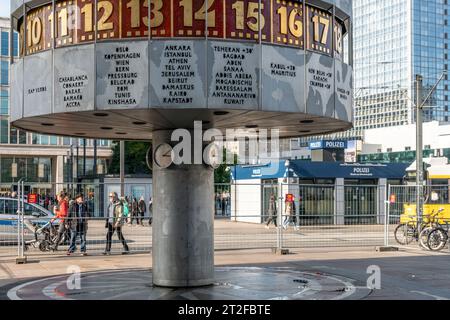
[0,1,10,18]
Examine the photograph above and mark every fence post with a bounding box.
[276,184,282,252]
[279,184,285,251]
[21,181,25,259]
[384,185,390,247]
[16,181,20,258]
[16,180,27,264]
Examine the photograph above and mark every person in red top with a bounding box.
[51,191,69,251]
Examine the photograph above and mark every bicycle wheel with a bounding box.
[419,227,434,250]
[39,240,50,252]
[394,223,416,245]
[427,228,448,251]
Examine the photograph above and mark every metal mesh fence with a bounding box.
[19,217,153,257]
[4,182,444,259]
[0,218,19,258]
[388,185,450,251]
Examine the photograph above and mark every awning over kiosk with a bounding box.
[232,161,411,180]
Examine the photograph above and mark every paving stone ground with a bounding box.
[0,247,449,300]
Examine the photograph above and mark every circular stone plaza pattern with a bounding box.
[6,267,371,300]
[10,0,353,288]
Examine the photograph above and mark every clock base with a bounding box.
[152,130,215,287]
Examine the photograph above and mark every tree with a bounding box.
[214,148,237,183]
[108,141,152,175]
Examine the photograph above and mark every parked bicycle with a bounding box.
[427,215,450,251]
[394,208,446,249]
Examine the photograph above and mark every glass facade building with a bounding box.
[354,0,449,136]
[296,0,450,145]
[0,17,112,195]
[358,148,450,164]
[412,0,448,123]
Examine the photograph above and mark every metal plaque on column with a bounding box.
[24,50,52,117]
[335,60,353,122]
[10,59,23,122]
[207,41,260,110]
[54,44,95,113]
[150,40,207,109]
[306,52,335,117]
[96,41,149,110]
[262,45,305,113]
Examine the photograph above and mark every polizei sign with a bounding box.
[309,140,348,150]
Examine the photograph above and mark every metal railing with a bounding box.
[388,184,450,251]
[2,182,445,259]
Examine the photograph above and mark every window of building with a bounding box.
[50,136,57,145]
[1,31,8,56]
[0,61,8,85]
[0,156,52,183]
[12,32,18,57]
[9,127,17,144]
[405,147,411,151]
[40,135,49,145]
[99,139,109,147]
[0,90,7,115]
[387,148,393,152]
[19,130,26,144]
[63,137,71,145]
[0,118,8,144]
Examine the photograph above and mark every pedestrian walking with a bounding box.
[103,192,129,255]
[215,193,220,216]
[86,192,95,217]
[221,192,227,216]
[131,197,138,225]
[67,194,89,256]
[44,195,50,210]
[293,198,300,231]
[265,194,278,229]
[148,197,153,226]
[51,191,69,251]
[283,201,294,230]
[138,196,146,226]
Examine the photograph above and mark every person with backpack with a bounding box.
[122,196,131,226]
[103,192,129,255]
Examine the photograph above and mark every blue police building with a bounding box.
[230,160,410,225]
